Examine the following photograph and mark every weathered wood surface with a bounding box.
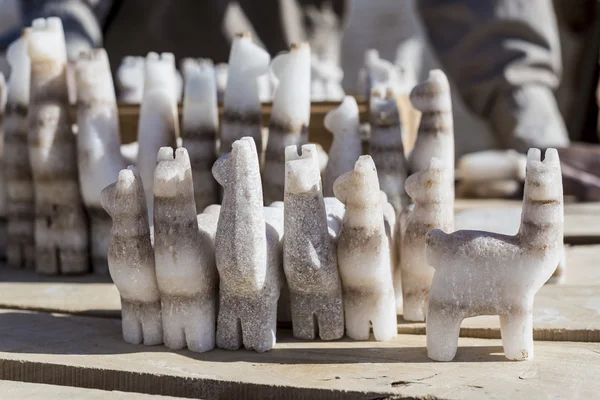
[0,309,598,400]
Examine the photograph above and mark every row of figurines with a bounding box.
[103,135,564,362]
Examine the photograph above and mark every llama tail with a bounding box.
[425,229,449,270]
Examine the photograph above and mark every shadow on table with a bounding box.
[0,266,113,284]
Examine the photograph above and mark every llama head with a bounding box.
[212,136,259,188]
[75,48,114,102]
[285,144,321,194]
[229,33,270,78]
[405,157,450,205]
[144,52,176,95]
[524,148,562,202]
[101,166,147,219]
[333,155,380,206]
[370,87,400,126]
[153,147,193,199]
[409,69,451,112]
[117,56,145,93]
[324,95,359,136]
[28,17,67,65]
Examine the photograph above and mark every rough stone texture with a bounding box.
[334,155,396,341]
[4,33,35,269]
[153,147,218,353]
[397,158,454,321]
[323,96,361,197]
[263,43,311,204]
[137,52,179,223]
[426,148,564,361]
[181,60,219,213]
[283,144,344,340]
[75,48,126,275]
[101,166,162,346]
[369,87,408,212]
[27,17,89,275]
[220,33,270,160]
[116,56,144,104]
[311,57,345,101]
[213,137,282,352]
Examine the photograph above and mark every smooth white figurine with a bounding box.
[323,96,361,197]
[153,147,219,352]
[284,144,344,340]
[137,52,180,222]
[101,166,162,346]
[181,60,219,212]
[28,17,89,274]
[357,49,399,100]
[220,33,270,159]
[426,148,564,361]
[213,137,283,352]
[334,156,397,341]
[263,42,311,204]
[397,158,454,321]
[116,56,145,104]
[75,49,126,274]
[369,87,408,212]
[4,33,34,268]
[311,57,344,101]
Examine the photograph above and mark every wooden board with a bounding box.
[0,309,598,399]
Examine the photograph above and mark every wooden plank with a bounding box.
[0,309,598,399]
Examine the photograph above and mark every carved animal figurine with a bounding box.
[28,17,89,274]
[334,156,397,341]
[283,144,344,340]
[153,147,219,352]
[220,33,270,159]
[311,57,345,101]
[369,87,408,212]
[4,33,34,268]
[101,166,162,346]
[116,56,145,104]
[426,148,564,361]
[263,42,311,204]
[181,60,219,212]
[397,158,454,321]
[357,49,399,100]
[75,49,126,275]
[213,137,283,352]
[323,96,361,197]
[137,52,179,222]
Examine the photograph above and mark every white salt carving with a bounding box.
[28,17,89,274]
[334,155,397,341]
[311,57,345,101]
[357,49,399,100]
[426,148,564,361]
[153,147,219,352]
[116,56,145,104]
[101,166,162,346]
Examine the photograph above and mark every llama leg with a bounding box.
[500,311,534,360]
[344,299,370,340]
[426,301,462,361]
[371,293,398,341]
[121,300,143,344]
[161,297,186,350]
[139,300,163,346]
[402,286,428,322]
[241,295,277,352]
[316,293,344,341]
[216,295,243,350]
[290,292,318,340]
[184,297,216,353]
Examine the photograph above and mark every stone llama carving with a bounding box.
[116,56,145,104]
[334,155,397,341]
[283,144,344,340]
[153,147,219,352]
[75,48,126,274]
[28,17,89,274]
[101,166,162,346]
[426,148,564,361]
[397,158,454,321]
[213,137,283,352]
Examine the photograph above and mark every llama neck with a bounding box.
[518,198,563,248]
[285,190,328,242]
[343,200,384,231]
[415,200,454,228]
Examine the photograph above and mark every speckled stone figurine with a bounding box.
[116,56,145,104]
[369,87,408,212]
[334,155,397,341]
[397,158,454,321]
[283,144,344,340]
[75,48,126,275]
[220,33,270,159]
[323,96,361,197]
[101,166,162,346]
[263,42,311,204]
[426,148,564,362]
[213,137,283,352]
[28,17,89,275]
[181,60,219,213]
[153,147,219,352]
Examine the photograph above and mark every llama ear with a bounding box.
[157,147,174,162]
[527,148,541,163]
[212,153,230,187]
[543,148,560,165]
[175,147,191,169]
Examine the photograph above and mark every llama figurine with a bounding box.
[397,158,454,321]
[334,155,397,341]
[426,148,564,362]
[75,49,126,275]
[323,96,361,197]
[283,144,344,340]
[263,42,311,204]
[213,136,283,352]
[153,147,219,352]
[101,166,162,346]
[28,17,89,274]
[220,33,270,159]
[116,56,145,104]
